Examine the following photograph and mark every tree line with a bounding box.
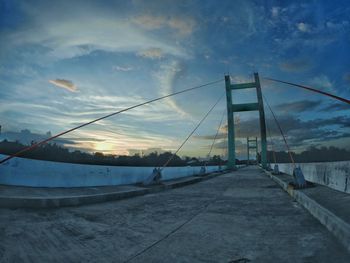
[0,140,226,166]
[1,140,349,166]
[261,146,350,163]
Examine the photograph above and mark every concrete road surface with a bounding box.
[0,166,349,262]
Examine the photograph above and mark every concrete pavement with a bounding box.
[0,166,349,262]
[0,172,222,208]
[265,169,350,253]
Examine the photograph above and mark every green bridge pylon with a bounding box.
[225,73,267,169]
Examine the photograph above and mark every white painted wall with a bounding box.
[276,161,350,194]
[0,154,222,187]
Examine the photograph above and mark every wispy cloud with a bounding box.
[271,7,280,18]
[275,100,321,113]
[154,60,188,117]
[279,58,312,72]
[230,75,253,83]
[310,75,334,92]
[137,47,164,59]
[132,14,196,36]
[5,15,188,61]
[112,65,134,72]
[49,79,77,92]
[296,22,311,33]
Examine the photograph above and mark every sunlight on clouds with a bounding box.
[6,16,188,60]
[49,79,77,92]
[132,14,196,36]
[67,127,177,155]
[137,47,163,59]
[66,94,186,122]
[2,0,350,159]
[296,22,311,33]
[94,141,118,153]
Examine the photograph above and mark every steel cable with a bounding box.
[0,79,223,165]
[262,94,296,167]
[161,93,225,170]
[204,108,226,166]
[263,77,350,105]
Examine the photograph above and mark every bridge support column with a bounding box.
[225,75,236,169]
[255,73,267,169]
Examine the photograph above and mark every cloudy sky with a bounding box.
[0,0,349,159]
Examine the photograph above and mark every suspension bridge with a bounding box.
[0,73,350,262]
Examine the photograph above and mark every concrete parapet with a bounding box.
[276,161,350,193]
[0,154,221,187]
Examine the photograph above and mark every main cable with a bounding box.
[0,79,223,165]
[263,77,350,105]
[161,93,225,170]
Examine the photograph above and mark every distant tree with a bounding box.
[1,140,349,166]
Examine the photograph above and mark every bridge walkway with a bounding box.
[0,166,349,262]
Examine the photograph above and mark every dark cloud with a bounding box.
[320,102,350,112]
[212,139,244,150]
[62,137,105,143]
[212,141,227,150]
[196,114,350,150]
[307,116,350,128]
[304,132,350,144]
[0,129,104,146]
[287,129,340,147]
[193,133,226,140]
[275,100,321,113]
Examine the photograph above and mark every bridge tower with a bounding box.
[225,73,267,169]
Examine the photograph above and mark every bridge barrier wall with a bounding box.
[0,154,222,188]
[276,161,350,194]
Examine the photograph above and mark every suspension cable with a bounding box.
[0,79,223,165]
[262,94,296,167]
[217,119,228,168]
[204,108,226,166]
[263,77,350,105]
[222,126,228,164]
[265,116,277,164]
[161,93,225,170]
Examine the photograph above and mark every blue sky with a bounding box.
[0,0,349,159]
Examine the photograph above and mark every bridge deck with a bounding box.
[0,166,349,262]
